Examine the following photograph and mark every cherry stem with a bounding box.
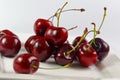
[62,8,85,13]
[57,2,68,27]
[48,8,85,21]
[87,7,107,50]
[48,8,60,20]
[32,63,71,70]
[98,7,107,32]
[91,23,98,46]
[86,23,97,51]
[66,28,88,55]
[67,26,78,31]
[90,7,107,45]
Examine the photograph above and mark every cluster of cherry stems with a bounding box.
[0,2,109,74]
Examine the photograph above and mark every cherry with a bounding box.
[25,35,41,53]
[76,43,98,67]
[89,38,109,61]
[25,35,52,62]
[54,43,75,66]
[0,33,21,57]
[45,26,68,47]
[34,18,53,36]
[13,53,39,74]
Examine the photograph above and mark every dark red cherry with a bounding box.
[13,53,39,74]
[25,35,41,53]
[54,43,75,66]
[34,18,53,36]
[76,43,98,67]
[0,35,21,57]
[45,26,68,47]
[89,37,109,61]
[31,36,52,62]
[52,40,70,55]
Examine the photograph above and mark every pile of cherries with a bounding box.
[0,2,110,74]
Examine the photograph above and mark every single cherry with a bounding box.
[0,32,21,57]
[13,53,39,74]
[25,35,41,53]
[34,18,53,36]
[76,43,98,67]
[45,26,68,47]
[54,43,75,66]
[31,36,52,62]
[89,38,109,61]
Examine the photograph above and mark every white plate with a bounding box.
[0,33,120,80]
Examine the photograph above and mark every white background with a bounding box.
[0,0,120,54]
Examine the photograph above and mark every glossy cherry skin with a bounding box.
[13,53,39,74]
[0,35,21,57]
[34,18,53,36]
[0,29,16,36]
[54,43,75,66]
[45,26,68,47]
[89,38,110,61]
[25,35,41,53]
[76,43,98,67]
[52,40,70,55]
[31,36,52,62]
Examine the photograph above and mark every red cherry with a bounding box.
[45,26,68,47]
[54,43,75,66]
[25,35,41,53]
[31,36,52,62]
[34,18,53,36]
[13,53,39,74]
[0,34,21,57]
[25,35,52,62]
[76,43,98,67]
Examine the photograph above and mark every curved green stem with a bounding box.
[48,8,60,20]
[32,63,71,70]
[66,28,88,55]
[62,8,85,13]
[67,26,78,31]
[57,2,68,27]
[98,7,107,32]
[48,8,85,21]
